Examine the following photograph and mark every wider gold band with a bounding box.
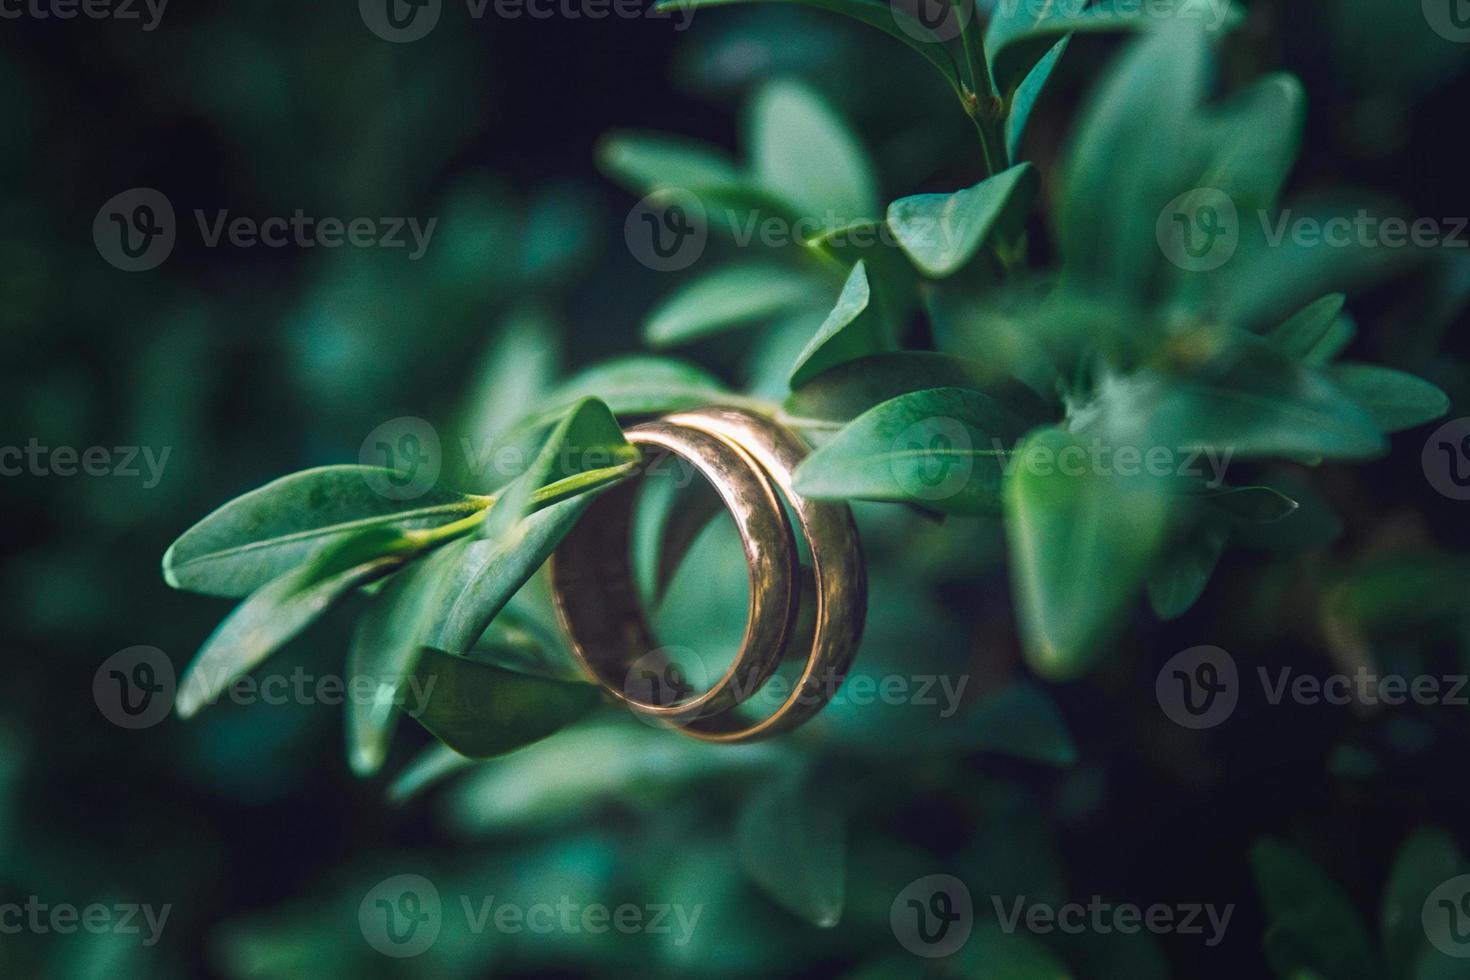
[548,406,866,743]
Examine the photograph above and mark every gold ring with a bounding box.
[665,407,866,743]
[548,420,800,725]
[548,407,866,742]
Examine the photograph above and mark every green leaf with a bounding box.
[748,79,879,223]
[1251,839,1378,980]
[886,164,1038,278]
[988,0,1240,97]
[1056,21,1210,299]
[1147,523,1226,619]
[1268,295,1346,359]
[786,351,1049,428]
[1200,485,1299,522]
[1122,339,1389,460]
[175,528,410,719]
[457,307,561,484]
[1329,364,1450,433]
[950,923,1076,980]
[793,387,1025,515]
[1006,38,1069,163]
[1383,829,1465,980]
[656,0,964,100]
[597,131,744,193]
[346,496,597,776]
[502,357,729,444]
[645,264,823,347]
[1303,314,1356,367]
[1195,73,1305,211]
[1004,427,1170,677]
[482,397,637,541]
[789,262,892,387]
[406,648,599,760]
[162,466,486,598]
[736,766,845,928]
[959,682,1078,766]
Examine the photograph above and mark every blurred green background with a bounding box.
[3,0,1470,977]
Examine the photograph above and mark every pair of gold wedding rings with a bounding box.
[548,407,866,743]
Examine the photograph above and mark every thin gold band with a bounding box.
[548,407,866,743]
[548,420,799,725]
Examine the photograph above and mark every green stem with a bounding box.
[956,1,1007,178]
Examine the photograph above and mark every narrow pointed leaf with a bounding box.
[597,131,743,193]
[1006,37,1069,163]
[736,767,846,928]
[176,528,411,718]
[1004,427,1170,677]
[748,80,879,224]
[887,164,1038,278]
[1268,294,1346,358]
[347,495,599,776]
[789,262,891,387]
[1329,364,1450,433]
[645,264,822,347]
[405,649,600,760]
[1147,524,1227,619]
[1251,839,1378,980]
[793,387,1025,514]
[162,466,486,598]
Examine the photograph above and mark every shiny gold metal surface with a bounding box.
[548,407,866,742]
[548,421,799,726]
